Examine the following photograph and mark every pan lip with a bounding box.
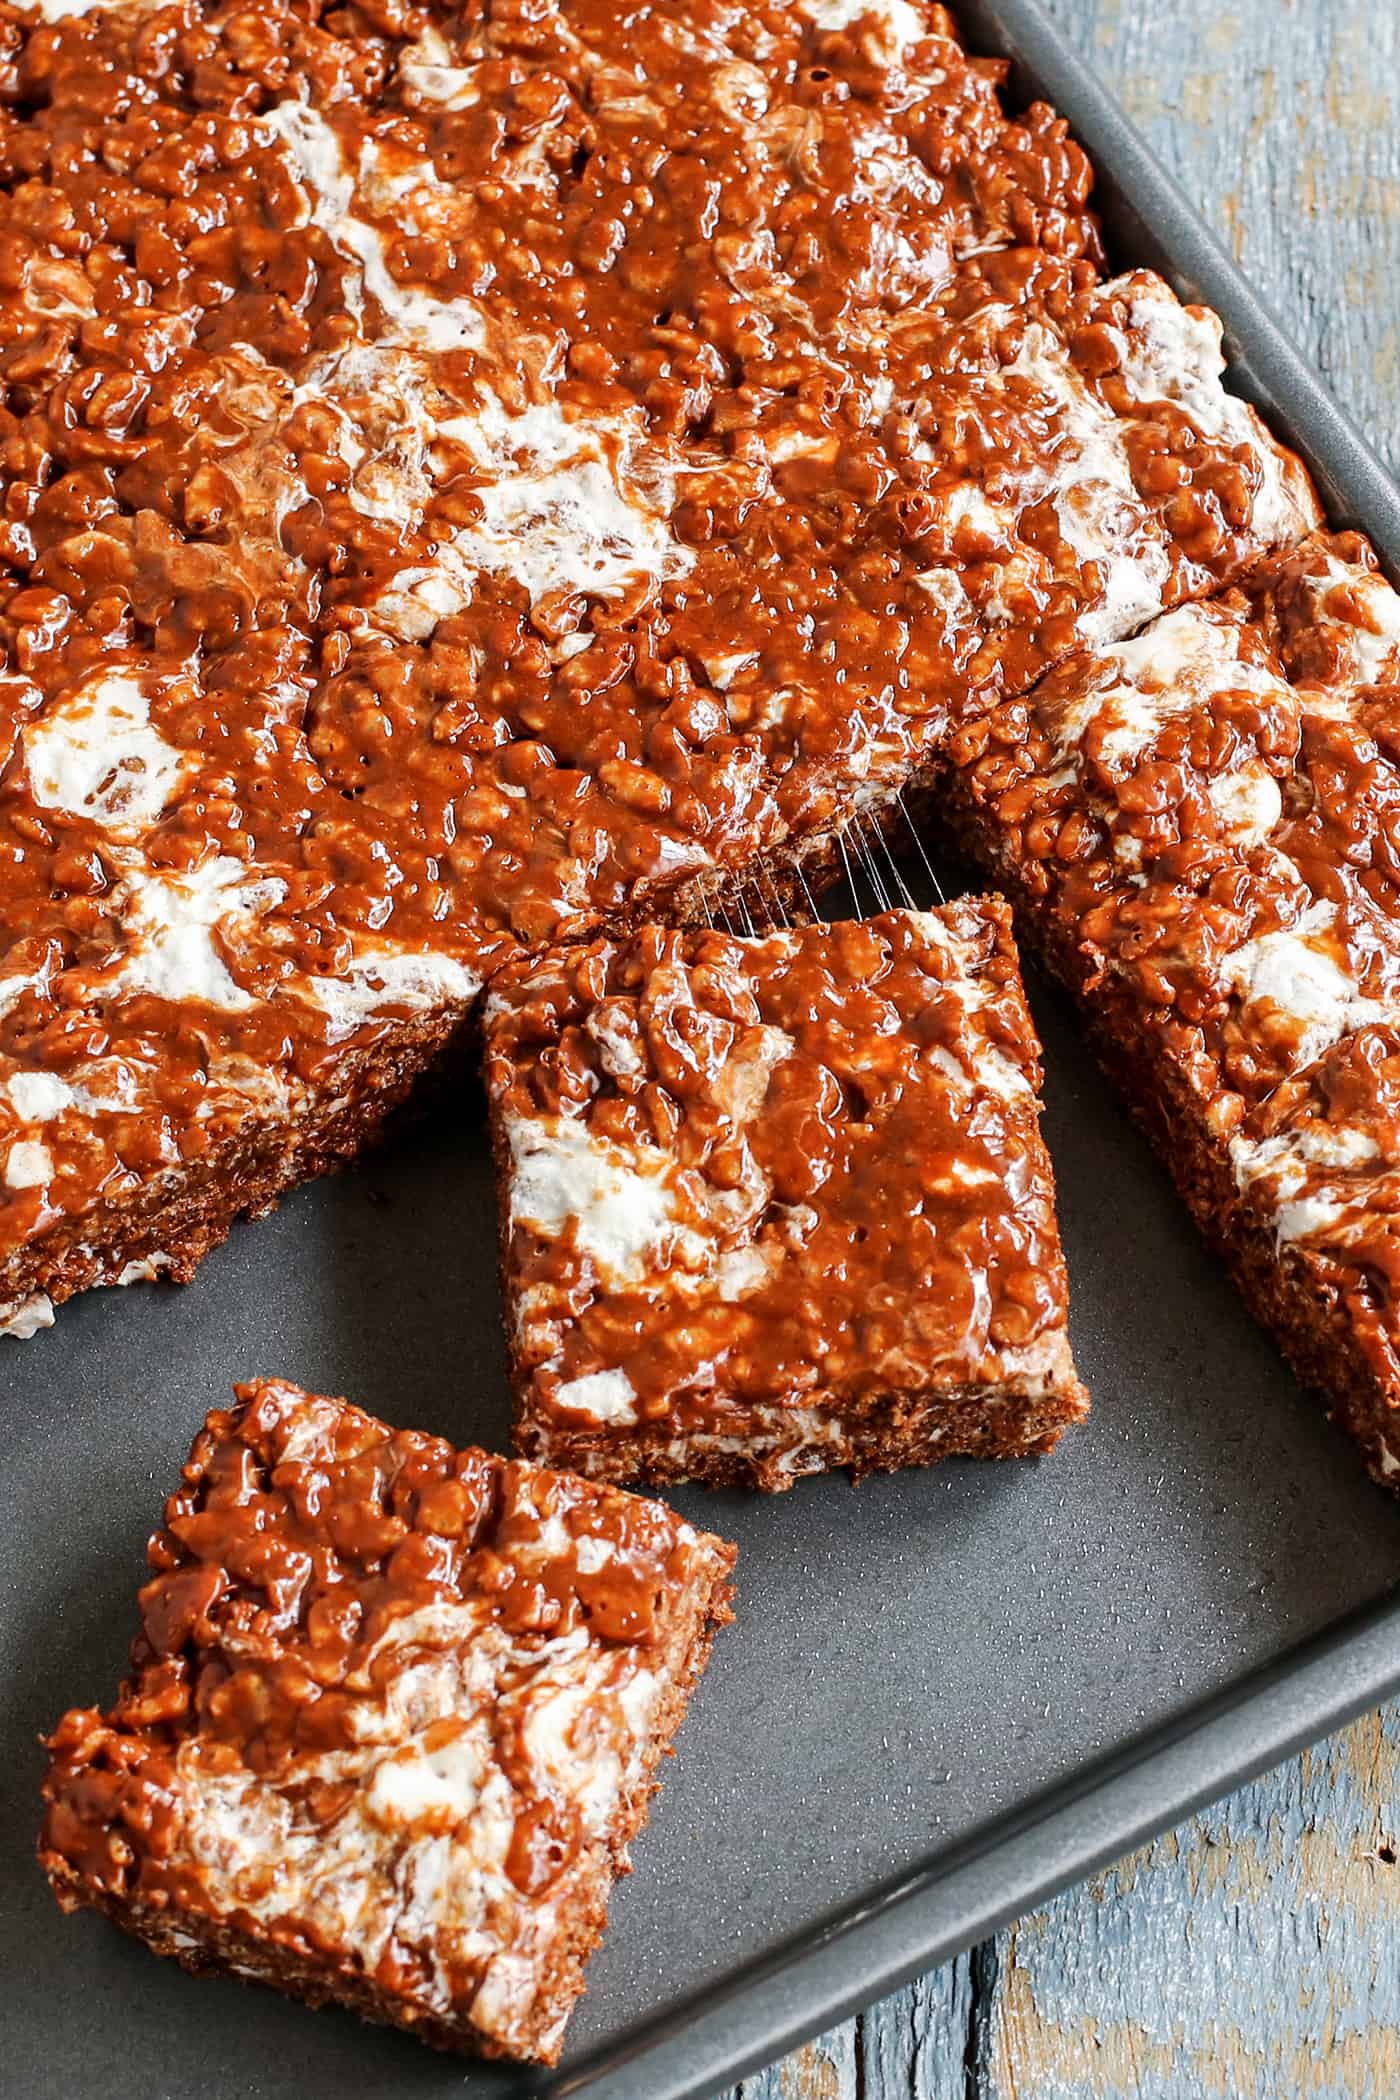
[548,1582,1400,2099]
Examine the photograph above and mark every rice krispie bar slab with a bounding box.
[484,904,1088,1489]
[39,1378,735,2063]
[942,530,1400,1487]
[0,0,1317,1335]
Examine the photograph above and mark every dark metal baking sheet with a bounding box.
[4,3,1400,2097]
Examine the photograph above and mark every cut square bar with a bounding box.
[39,1379,735,2064]
[484,905,1088,1489]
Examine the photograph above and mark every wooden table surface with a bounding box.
[726,2,1400,2094]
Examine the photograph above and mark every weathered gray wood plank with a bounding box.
[731,2020,858,2099]
[725,2,1400,2094]
[983,1706,1400,2099]
[1047,0,1400,475]
[859,1955,979,2099]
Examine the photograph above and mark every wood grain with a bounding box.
[984,1708,1400,2098]
[724,2,1400,2095]
[730,2024,857,2099]
[1050,0,1400,475]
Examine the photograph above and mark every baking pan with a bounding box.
[4,3,1400,2097]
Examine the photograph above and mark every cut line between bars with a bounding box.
[696,796,946,933]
